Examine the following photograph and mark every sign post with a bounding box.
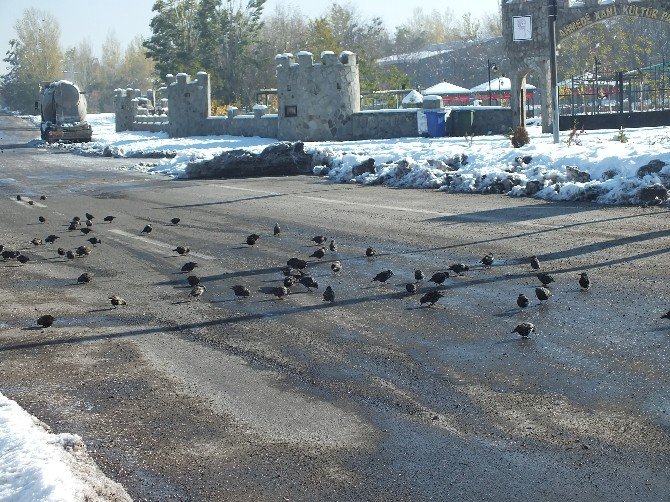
[549,0,560,143]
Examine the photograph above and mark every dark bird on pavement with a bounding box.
[246,233,260,246]
[414,269,425,281]
[448,263,469,275]
[428,272,449,284]
[80,227,92,235]
[271,286,289,299]
[287,257,307,270]
[87,237,101,245]
[40,195,46,200]
[0,244,3,253]
[323,285,335,302]
[299,275,319,290]
[281,266,293,276]
[420,290,444,307]
[66,250,75,260]
[517,294,530,309]
[17,255,29,264]
[329,239,337,252]
[141,224,152,234]
[661,311,670,320]
[535,287,552,302]
[2,250,19,260]
[274,223,281,236]
[406,283,418,294]
[45,235,59,243]
[232,285,251,298]
[190,285,206,299]
[537,273,555,286]
[109,295,127,308]
[57,247,66,256]
[365,247,376,257]
[77,272,93,284]
[103,215,115,223]
[187,275,200,286]
[372,270,394,283]
[481,253,494,268]
[72,216,81,223]
[173,246,190,255]
[578,272,590,290]
[68,222,78,231]
[85,219,93,227]
[85,213,94,221]
[312,235,327,245]
[310,247,326,259]
[31,238,43,246]
[171,217,180,225]
[76,246,91,256]
[530,256,541,270]
[284,276,297,288]
[38,216,46,223]
[331,261,341,273]
[181,261,198,273]
[16,195,21,201]
[512,322,536,338]
[28,200,34,206]
[37,314,55,328]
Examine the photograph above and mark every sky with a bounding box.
[0,0,500,71]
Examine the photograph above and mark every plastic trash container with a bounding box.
[452,109,474,135]
[424,110,447,137]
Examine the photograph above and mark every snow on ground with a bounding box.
[0,392,131,502]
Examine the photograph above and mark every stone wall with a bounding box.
[350,110,419,140]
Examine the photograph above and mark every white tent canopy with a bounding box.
[469,77,537,93]
[401,89,423,105]
[421,81,470,95]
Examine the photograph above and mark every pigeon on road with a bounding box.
[512,322,536,338]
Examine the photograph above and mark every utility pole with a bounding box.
[487,59,497,106]
[548,0,559,143]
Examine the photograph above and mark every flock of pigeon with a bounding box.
[7,193,670,337]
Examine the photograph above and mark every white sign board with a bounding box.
[513,15,533,41]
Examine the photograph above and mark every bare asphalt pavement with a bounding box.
[1,114,669,501]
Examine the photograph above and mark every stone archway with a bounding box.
[502,0,670,133]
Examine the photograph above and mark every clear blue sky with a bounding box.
[0,0,500,71]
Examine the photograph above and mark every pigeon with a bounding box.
[37,314,55,328]
[537,273,555,286]
[28,200,34,206]
[109,295,127,308]
[530,256,541,270]
[85,213,94,221]
[365,247,376,257]
[77,272,93,284]
[312,235,327,245]
[38,216,46,223]
[535,287,552,302]
[517,294,530,309]
[66,250,75,260]
[181,261,198,273]
[287,257,307,270]
[661,311,670,320]
[85,219,93,227]
[76,246,91,256]
[246,234,260,246]
[16,195,21,201]
[420,290,444,307]
[329,239,337,252]
[512,322,536,338]
[271,286,289,299]
[0,244,3,253]
[39,195,46,200]
[141,224,152,234]
[190,285,206,299]
[448,263,469,275]
[331,261,342,273]
[414,269,425,281]
[171,217,181,225]
[68,222,78,231]
[187,275,200,286]
[80,227,92,235]
[31,238,43,246]
[480,253,494,268]
[406,283,418,294]
[72,216,81,223]
[17,255,29,264]
[299,275,319,290]
[372,270,394,283]
[578,272,590,290]
[284,276,297,288]
[428,272,449,284]
[45,235,59,243]
[103,215,115,223]
[232,285,251,298]
[87,237,101,245]
[2,250,19,260]
[173,246,190,255]
[274,223,281,236]
[57,247,66,256]
[310,247,326,259]
[323,286,335,302]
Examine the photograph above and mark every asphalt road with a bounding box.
[1,114,669,501]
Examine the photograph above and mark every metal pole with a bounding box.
[594,57,599,114]
[549,0,559,143]
[488,59,492,106]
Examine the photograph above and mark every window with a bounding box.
[284,105,297,117]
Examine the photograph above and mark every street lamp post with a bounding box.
[594,56,600,114]
[487,59,497,106]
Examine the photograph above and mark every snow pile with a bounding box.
[0,392,131,501]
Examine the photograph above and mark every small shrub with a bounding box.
[510,126,530,148]
[566,121,583,147]
[617,126,628,143]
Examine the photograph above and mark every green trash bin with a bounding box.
[452,110,474,136]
